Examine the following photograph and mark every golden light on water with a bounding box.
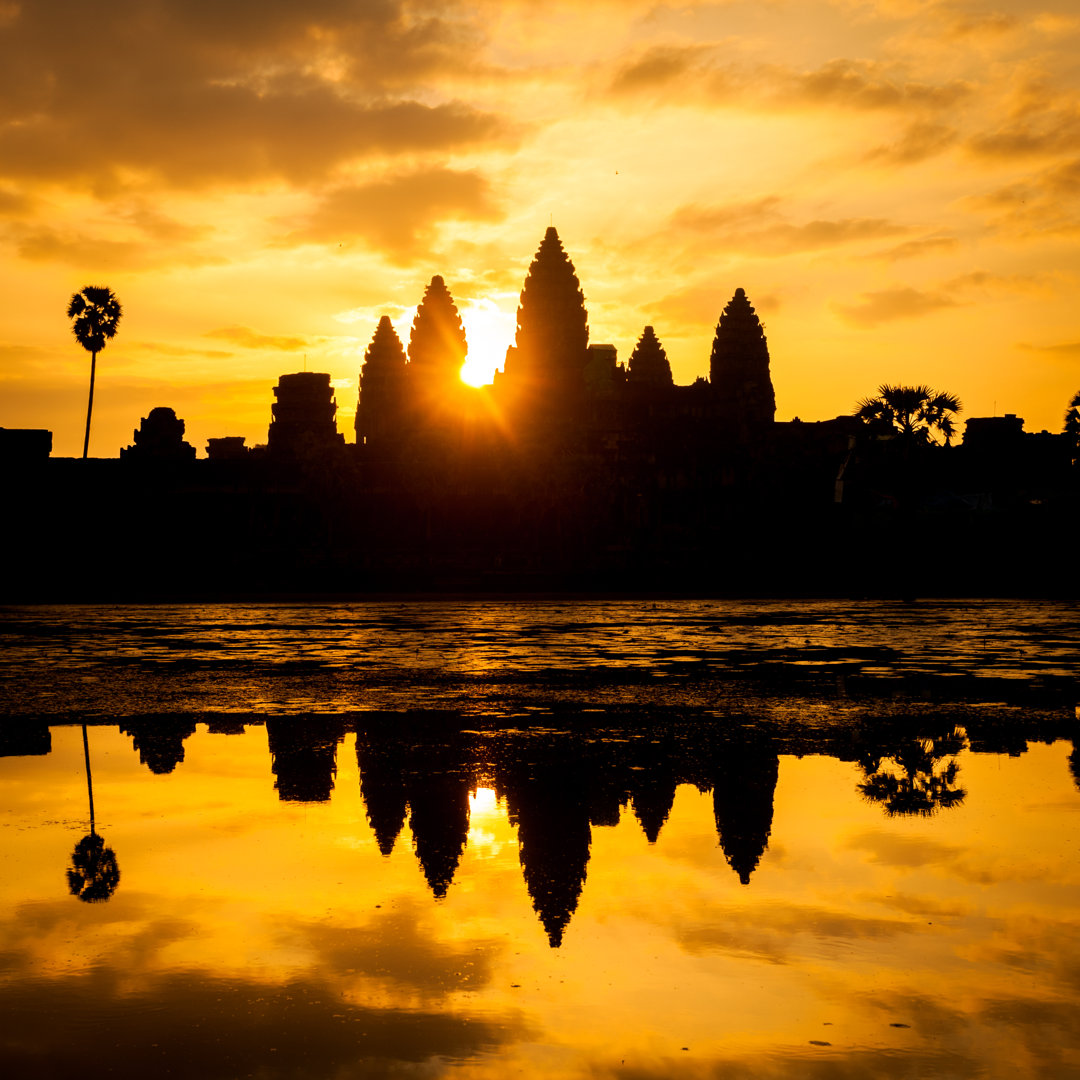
[2,719,1078,1078]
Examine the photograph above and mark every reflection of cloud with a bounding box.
[0,970,528,1078]
[834,287,961,327]
[290,900,505,999]
[845,830,962,867]
[677,900,914,963]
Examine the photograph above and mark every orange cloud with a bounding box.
[205,327,310,351]
[286,167,503,262]
[834,286,961,327]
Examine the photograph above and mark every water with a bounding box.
[1,600,1078,1078]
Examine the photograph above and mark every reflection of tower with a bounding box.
[266,719,345,802]
[709,289,775,436]
[121,720,197,774]
[500,763,592,948]
[501,227,589,410]
[1069,742,1079,792]
[629,769,678,844]
[405,771,472,899]
[0,722,50,757]
[356,733,409,856]
[710,746,779,885]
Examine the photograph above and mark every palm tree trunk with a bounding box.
[82,722,96,835]
[82,350,97,459]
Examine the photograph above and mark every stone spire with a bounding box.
[709,288,775,431]
[357,315,407,446]
[504,227,589,399]
[408,275,467,385]
[627,325,673,387]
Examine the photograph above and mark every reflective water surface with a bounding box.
[1,601,1079,1079]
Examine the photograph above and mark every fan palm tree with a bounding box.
[855,384,962,447]
[67,285,122,459]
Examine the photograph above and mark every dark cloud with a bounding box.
[287,166,503,261]
[5,223,224,270]
[787,59,971,111]
[867,121,959,165]
[608,50,970,113]
[967,155,1080,235]
[0,1,510,191]
[205,326,311,351]
[609,43,715,95]
[670,199,908,256]
[873,235,959,261]
[834,287,962,328]
[1019,340,1080,358]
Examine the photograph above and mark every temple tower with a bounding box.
[268,372,344,456]
[503,227,589,408]
[627,325,673,388]
[357,316,407,449]
[709,289,775,434]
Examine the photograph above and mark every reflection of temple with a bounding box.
[266,719,346,802]
[121,720,197,774]
[25,710,1078,936]
[710,745,779,885]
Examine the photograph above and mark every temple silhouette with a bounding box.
[1,227,1077,598]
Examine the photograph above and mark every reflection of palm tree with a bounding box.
[67,285,122,459]
[67,724,120,902]
[67,833,121,902]
[858,729,967,816]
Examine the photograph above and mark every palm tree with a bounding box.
[67,285,122,459]
[855,383,962,447]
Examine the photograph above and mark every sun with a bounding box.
[459,299,516,388]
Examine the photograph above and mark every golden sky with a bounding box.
[2,0,1079,456]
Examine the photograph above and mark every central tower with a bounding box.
[502,227,589,409]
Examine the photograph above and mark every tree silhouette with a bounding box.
[627,325,673,387]
[856,384,961,447]
[67,832,121,902]
[67,285,122,459]
[67,724,120,902]
[1064,390,1080,462]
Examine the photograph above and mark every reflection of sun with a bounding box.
[459,300,515,387]
[467,786,508,859]
[468,786,499,818]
